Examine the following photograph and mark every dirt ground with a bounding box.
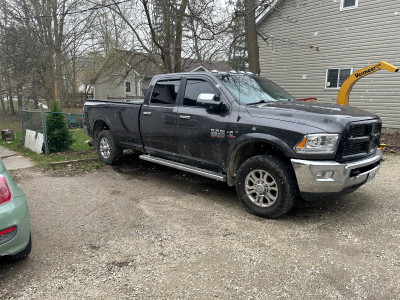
[381,132,400,154]
[0,154,399,299]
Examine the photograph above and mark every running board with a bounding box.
[139,155,226,182]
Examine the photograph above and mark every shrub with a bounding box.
[45,101,73,153]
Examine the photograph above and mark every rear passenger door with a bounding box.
[140,78,182,158]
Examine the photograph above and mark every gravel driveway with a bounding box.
[1,154,399,299]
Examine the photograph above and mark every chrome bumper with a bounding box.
[291,149,382,194]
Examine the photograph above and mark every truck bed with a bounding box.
[84,99,144,151]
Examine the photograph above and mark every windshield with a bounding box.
[218,74,295,104]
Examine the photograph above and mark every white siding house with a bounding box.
[257,0,400,128]
[93,71,146,100]
[91,59,230,101]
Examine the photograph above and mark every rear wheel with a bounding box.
[236,155,298,218]
[97,130,123,165]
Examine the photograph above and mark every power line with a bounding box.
[0,0,132,21]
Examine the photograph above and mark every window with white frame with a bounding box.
[340,0,358,11]
[325,68,352,89]
[125,81,131,94]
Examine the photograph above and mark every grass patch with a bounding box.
[1,126,104,174]
[70,129,92,151]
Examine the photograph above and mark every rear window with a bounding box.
[150,79,181,105]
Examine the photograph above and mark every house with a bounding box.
[90,53,231,101]
[257,0,400,128]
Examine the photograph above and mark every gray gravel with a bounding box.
[1,154,399,299]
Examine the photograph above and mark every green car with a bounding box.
[0,159,31,261]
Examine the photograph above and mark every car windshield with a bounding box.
[218,74,295,104]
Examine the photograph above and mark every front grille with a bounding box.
[349,124,370,137]
[343,143,366,156]
[338,120,381,161]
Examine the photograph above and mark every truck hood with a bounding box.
[246,101,379,132]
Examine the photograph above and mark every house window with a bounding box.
[325,68,352,89]
[340,0,358,11]
[125,81,131,93]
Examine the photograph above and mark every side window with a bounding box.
[325,68,352,89]
[183,79,216,106]
[150,79,181,105]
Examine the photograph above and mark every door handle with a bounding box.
[179,115,191,120]
[143,111,152,116]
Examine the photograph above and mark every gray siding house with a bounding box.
[257,0,400,128]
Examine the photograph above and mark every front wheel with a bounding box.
[97,130,123,165]
[236,155,298,218]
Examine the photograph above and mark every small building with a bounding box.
[90,54,231,101]
[257,0,400,128]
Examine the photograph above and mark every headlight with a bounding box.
[295,134,339,154]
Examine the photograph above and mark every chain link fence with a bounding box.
[20,105,84,154]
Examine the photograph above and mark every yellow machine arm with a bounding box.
[337,61,399,105]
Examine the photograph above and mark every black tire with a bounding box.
[97,130,123,165]
[9,233,32,261]
[236,155,298,219]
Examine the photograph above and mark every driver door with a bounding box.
[176,77,231,169]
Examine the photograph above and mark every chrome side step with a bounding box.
[139,155,227,182]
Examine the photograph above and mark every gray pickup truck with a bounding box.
[84,71,382,218]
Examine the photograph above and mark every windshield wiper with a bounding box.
[246,100,272,105]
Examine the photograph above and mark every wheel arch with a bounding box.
[92,115,113,144]
[226,133,295,186]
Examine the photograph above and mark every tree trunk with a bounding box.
[161,0,172,73]
[244,0,260,74]
[0,95,5,114]
[173,0,188,73]
[32,93,39,109]
[17,88,23,111]
[8,89,15,114]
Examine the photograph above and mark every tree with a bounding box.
[0,0,96,108]
[105,0,235,74]
[228,0,247,71]
[244,0,260,74]
[46,101,73,153]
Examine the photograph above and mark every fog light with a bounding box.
[317,171,335,180]
[0,226,17,245]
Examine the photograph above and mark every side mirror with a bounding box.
[196,93,223,110]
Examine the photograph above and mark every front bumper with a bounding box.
[291,149,382,199]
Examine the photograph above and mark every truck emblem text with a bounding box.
[211,129,225,139]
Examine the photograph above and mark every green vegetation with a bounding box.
[46,102,73,153]
[1,127,99,167]
[0,113,103,173]
[70,129,92,152]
